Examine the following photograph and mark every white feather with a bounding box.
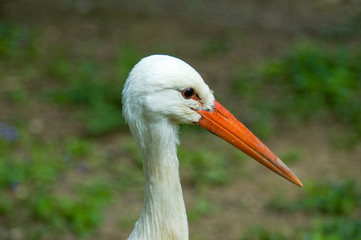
[122,55,215,240]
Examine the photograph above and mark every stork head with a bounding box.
[122,54,214,125]
[122,55,302,187]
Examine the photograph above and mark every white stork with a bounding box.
[122,55,302,240]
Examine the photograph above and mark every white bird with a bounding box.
[122,55,302,240]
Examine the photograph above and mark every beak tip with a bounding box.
[295,179,303,188]
[289,173,303,187]
[294,179,303,188]
[197,100,304,188]
[275,158,303,188]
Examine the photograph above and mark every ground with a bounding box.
[0,1,361,240]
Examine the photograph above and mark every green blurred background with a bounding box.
[0,0,361,239]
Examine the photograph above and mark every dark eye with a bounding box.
[181,88,195,99]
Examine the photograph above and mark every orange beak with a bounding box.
[195,100,303,187]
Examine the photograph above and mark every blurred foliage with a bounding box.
[279,148,304,165]
[234,43,361,145]
[179,147,235,187]
[0,20,140,135]
[242,217,361,240]
[303,217,361,240]
[0,21,38,109]
[200,35,230,57]
[291,180,360,215]
[269,180,360,216]
[320,12,361,40]
[241,226,287,240]
[0,140,66,191]
[30,178,112,235]
[5,84,28,104]
[1,16,361,240]
[46,44,140,135]
[0,131,141,238]
[256,180,361,240]
[187,197,214,222]
[0,21,37,61]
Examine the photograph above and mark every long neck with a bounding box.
[128,119,188,240]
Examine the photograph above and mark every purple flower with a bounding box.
[0,123,19,142]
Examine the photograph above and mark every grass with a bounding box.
[0,20,140,136]
[304,217,361,240]
[268,180,360,216]
[241,226,287,240]
[0,129,142,238]
[242,218,361,240]
[249,180,361,240]
[0,20,37,110]
[291,180,360,215]
[279,148,304,165]
[0,21,37,61]
[187,197,214,222]
[1,18,361,240]
[200,35,230,57]
[46,45,140,135]
[179,146,243,188]
[233,42,361,146]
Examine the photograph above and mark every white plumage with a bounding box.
[122,55,302,240]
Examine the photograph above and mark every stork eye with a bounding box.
[181,88,195,99]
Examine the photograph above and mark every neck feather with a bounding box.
[128,119,188,240]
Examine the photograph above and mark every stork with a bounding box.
[122,55,302,240]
